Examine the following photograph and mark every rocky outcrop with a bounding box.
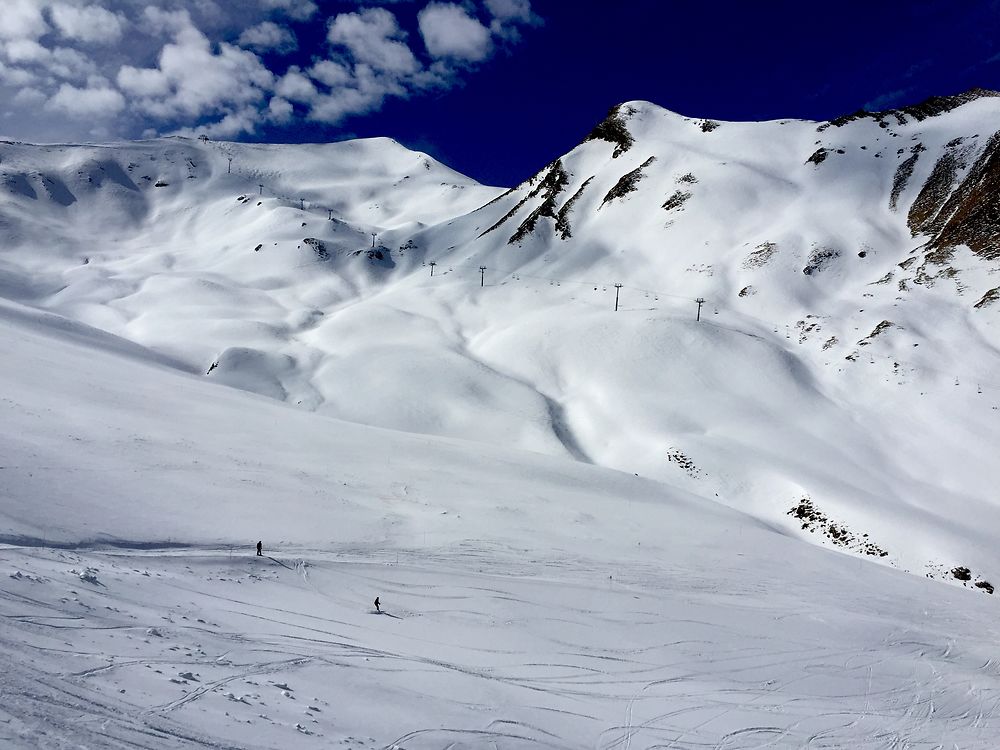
[583,104,636,158]
[924,131,1000,261]
[479,159,569,241]
[890,146,922,211]
[601,156,655,206]
[822,87,1000,130]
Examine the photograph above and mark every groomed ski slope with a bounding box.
[2,281,1000,748]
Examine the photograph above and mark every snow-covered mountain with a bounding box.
[3,90,1000,748]
[4,88,999,579]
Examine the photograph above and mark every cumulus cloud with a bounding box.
[238,21,297,53]
[4,39,97,81]
[0,0,49,42]
[118,10,274,122]
[275,67,318,102]
[418,3,492,62]
[260,0,318,22]
[484,0,538,24]
[327,8,420,75]
[267,95,294,123]
[0,0,541,142]
[46,80,125,118]
[50,3,128,44]
[484,0,540,41]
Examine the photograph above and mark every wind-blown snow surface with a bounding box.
[3,96,1000,747]
[3,300,1000,748]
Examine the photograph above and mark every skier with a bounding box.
[374,596,380,613]
[256,540,263,556]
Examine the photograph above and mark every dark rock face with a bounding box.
[601,156,655,206]
[908,150,964,237]
[507,161,571,244]
[806,148,828,166]
[583,105,636,158]
[975,287,1000,308]
[925,131,1000,261]
[478,159,569,241]
[890,149,921,212]
[554,177,592,240]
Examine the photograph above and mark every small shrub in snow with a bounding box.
[788,497,887,557]
[661,190,691,212]
[74,567,99,584]
[742,242,777,269]
[803,246,840,275]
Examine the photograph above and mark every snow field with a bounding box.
[4,544,1000,749]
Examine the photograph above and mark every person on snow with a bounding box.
[374,596,380,613]
[256,540,263,556]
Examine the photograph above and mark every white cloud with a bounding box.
[0,0,49,42]
[116,65,171,98]
[13,86,46,107]
[266,95,293,123]
[0,60,37,87]
[50,3,128,45]
[118,13,273,121]
[275,67,317,102]
[484,0,540,41]
[4,39,97,81]
[46,81,125,118]
[178,106,260,138]
[484,0,537,23]
[3,39,51,65]
[0,0,543,143]
[418,3,492,62]
[260,0,318,22]
[238,21,296,53]
[327,8,419,75]
[308,59,351,88]
[141,7,196,37]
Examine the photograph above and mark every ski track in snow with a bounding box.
[2,544,1000,749]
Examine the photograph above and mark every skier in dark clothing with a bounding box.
[374,596,380,613]
[256,541,263,556]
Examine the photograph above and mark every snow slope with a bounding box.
[3,90,1000,747]
[3,296,1000,748]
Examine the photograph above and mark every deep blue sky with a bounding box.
[263,1,1000,186]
